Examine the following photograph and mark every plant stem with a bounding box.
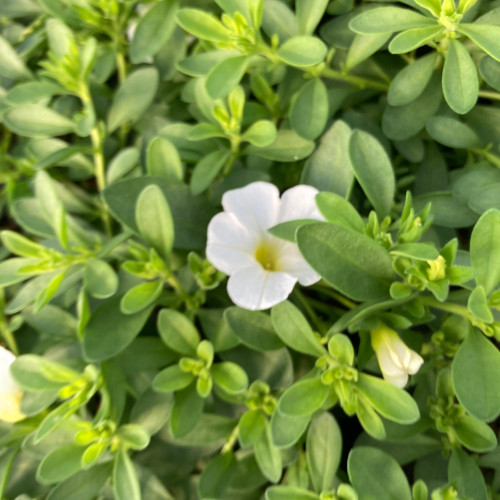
[320,67,389,91]
[420,296,470,318]
[313,284,357,310]
[293,289,327,335]
[478,90,500,102]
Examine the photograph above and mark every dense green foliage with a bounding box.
[0,0,499,499]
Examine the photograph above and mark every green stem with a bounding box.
[320,67,389,91]
[420,296,470,318]
[293,289,327,335]
[478,90,500,102]
[313,284,357,310]
[221,425,239,454]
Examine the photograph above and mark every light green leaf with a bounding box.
[388,26,442,54]
[239,409,266,446]
[470,209,500,294]
[107,67,159,132]
[157,308,200,355]
[120,280,163,315]
[276,36,327,67]
[458,24,500,62]
[315,192,364,232]
[290,78,329,140]
[135,184,174,259]
[349,7,436,34]
[348,447,412,500]
[4,105,75,138]
[84,259,118,299]
[242,120,277,147]
[346,33,392,70]
[454,415,497,452]
[130,0,178,63]
[176,8,231,42]
[0,34,31,79]
[426,116,482,148]
[278,377,330,416]
[356,373,420,424]
[306,412,342,493]
[146,137,183,182]
[206,56,249,99]
[467,285,493,323]
[452,328,500,422]
[266,487,319,500]
[296,0,329,34]
[211,362,248,394]
[153,365,194,393]
[246,129,315,161]
[190,149,231,196]
[254,419,282,483]
[271,301,325,356]
[348,130,395,217]
[170,384,204,437]
[443,38,478,114]
[113,449,141,500]
[37,445,85,485]
[297,223,394,301]
[448,449,488,500]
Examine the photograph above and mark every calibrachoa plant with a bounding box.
[0,0,499,499]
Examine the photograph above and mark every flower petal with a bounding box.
[0,392,25,422]
[382,371,408,389]
[227,262,297,311]
[0,346,18,397]
[278,242,320,286]
[278,184,322,223]
[407,351,424,374]
[222,182,280,234]
[206,212,258,274]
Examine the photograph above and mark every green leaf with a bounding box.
[116,424,151,450]
[176,8,231,42]
[107,67,159,133]
[467,285,493,323]
[315,192,364,232]
[457,24,500,62]
[348,130,395,217]
[246,129,315,161]
[349,7,436,34]
[382,72,442,141]
[454,415,497,452]
[290,78,329,141]
[448,449,488,500]
[270,410,311,448]
[356,397,386,439]
[224,307,283,351]
[83,296,154,361]
[390,243,439,261]
[83,259,118,299]
[206,56,249,99]
[135,184,174,259]
[4,105,75,138]
[4,80,66,105]
[266,486,319,500]
[239,409,266,446]
[37,445,85,485]
[296,0,329,34]
[306,412,342,493]
[346,33,392,71]
[452,328,500,422]
[268,218,319,242]
[106,147,140,184]
[271,301,325,356]
[242,120,277,147]
[146,137,183,182]
[470,209,500,294]
[157,308,201,355]
[254,419,282,483]
[0,34,31,79]
[356,373,420,424]
[170,384,204,438]
[388,26,442,54]
[297,223,393,301]
[211,362,248,394]
[443,39,478,114]
[120,280,163,315]
[278,377,330,416]
[348,447,412,500]
[198,452,236,499]
[130,0,178,63]
[479,56,500,91]
[46,464,112,500]
[301,120,354,196]
[388,53,437,106]
[0,230,44,258]
[113,448,141,500]
[276,36,327,67]
[190,149,231,195]
[426,116,482,148]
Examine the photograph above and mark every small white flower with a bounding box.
[206,182,323,310]
[0,346,25,423]
[370,324,424,388]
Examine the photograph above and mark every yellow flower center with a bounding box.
[254,241,280,271]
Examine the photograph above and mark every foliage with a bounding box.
[0,0,499,499]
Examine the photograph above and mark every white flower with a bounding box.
[0,346,25,423]
[370,324,424,388]
[206,181,323,310]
